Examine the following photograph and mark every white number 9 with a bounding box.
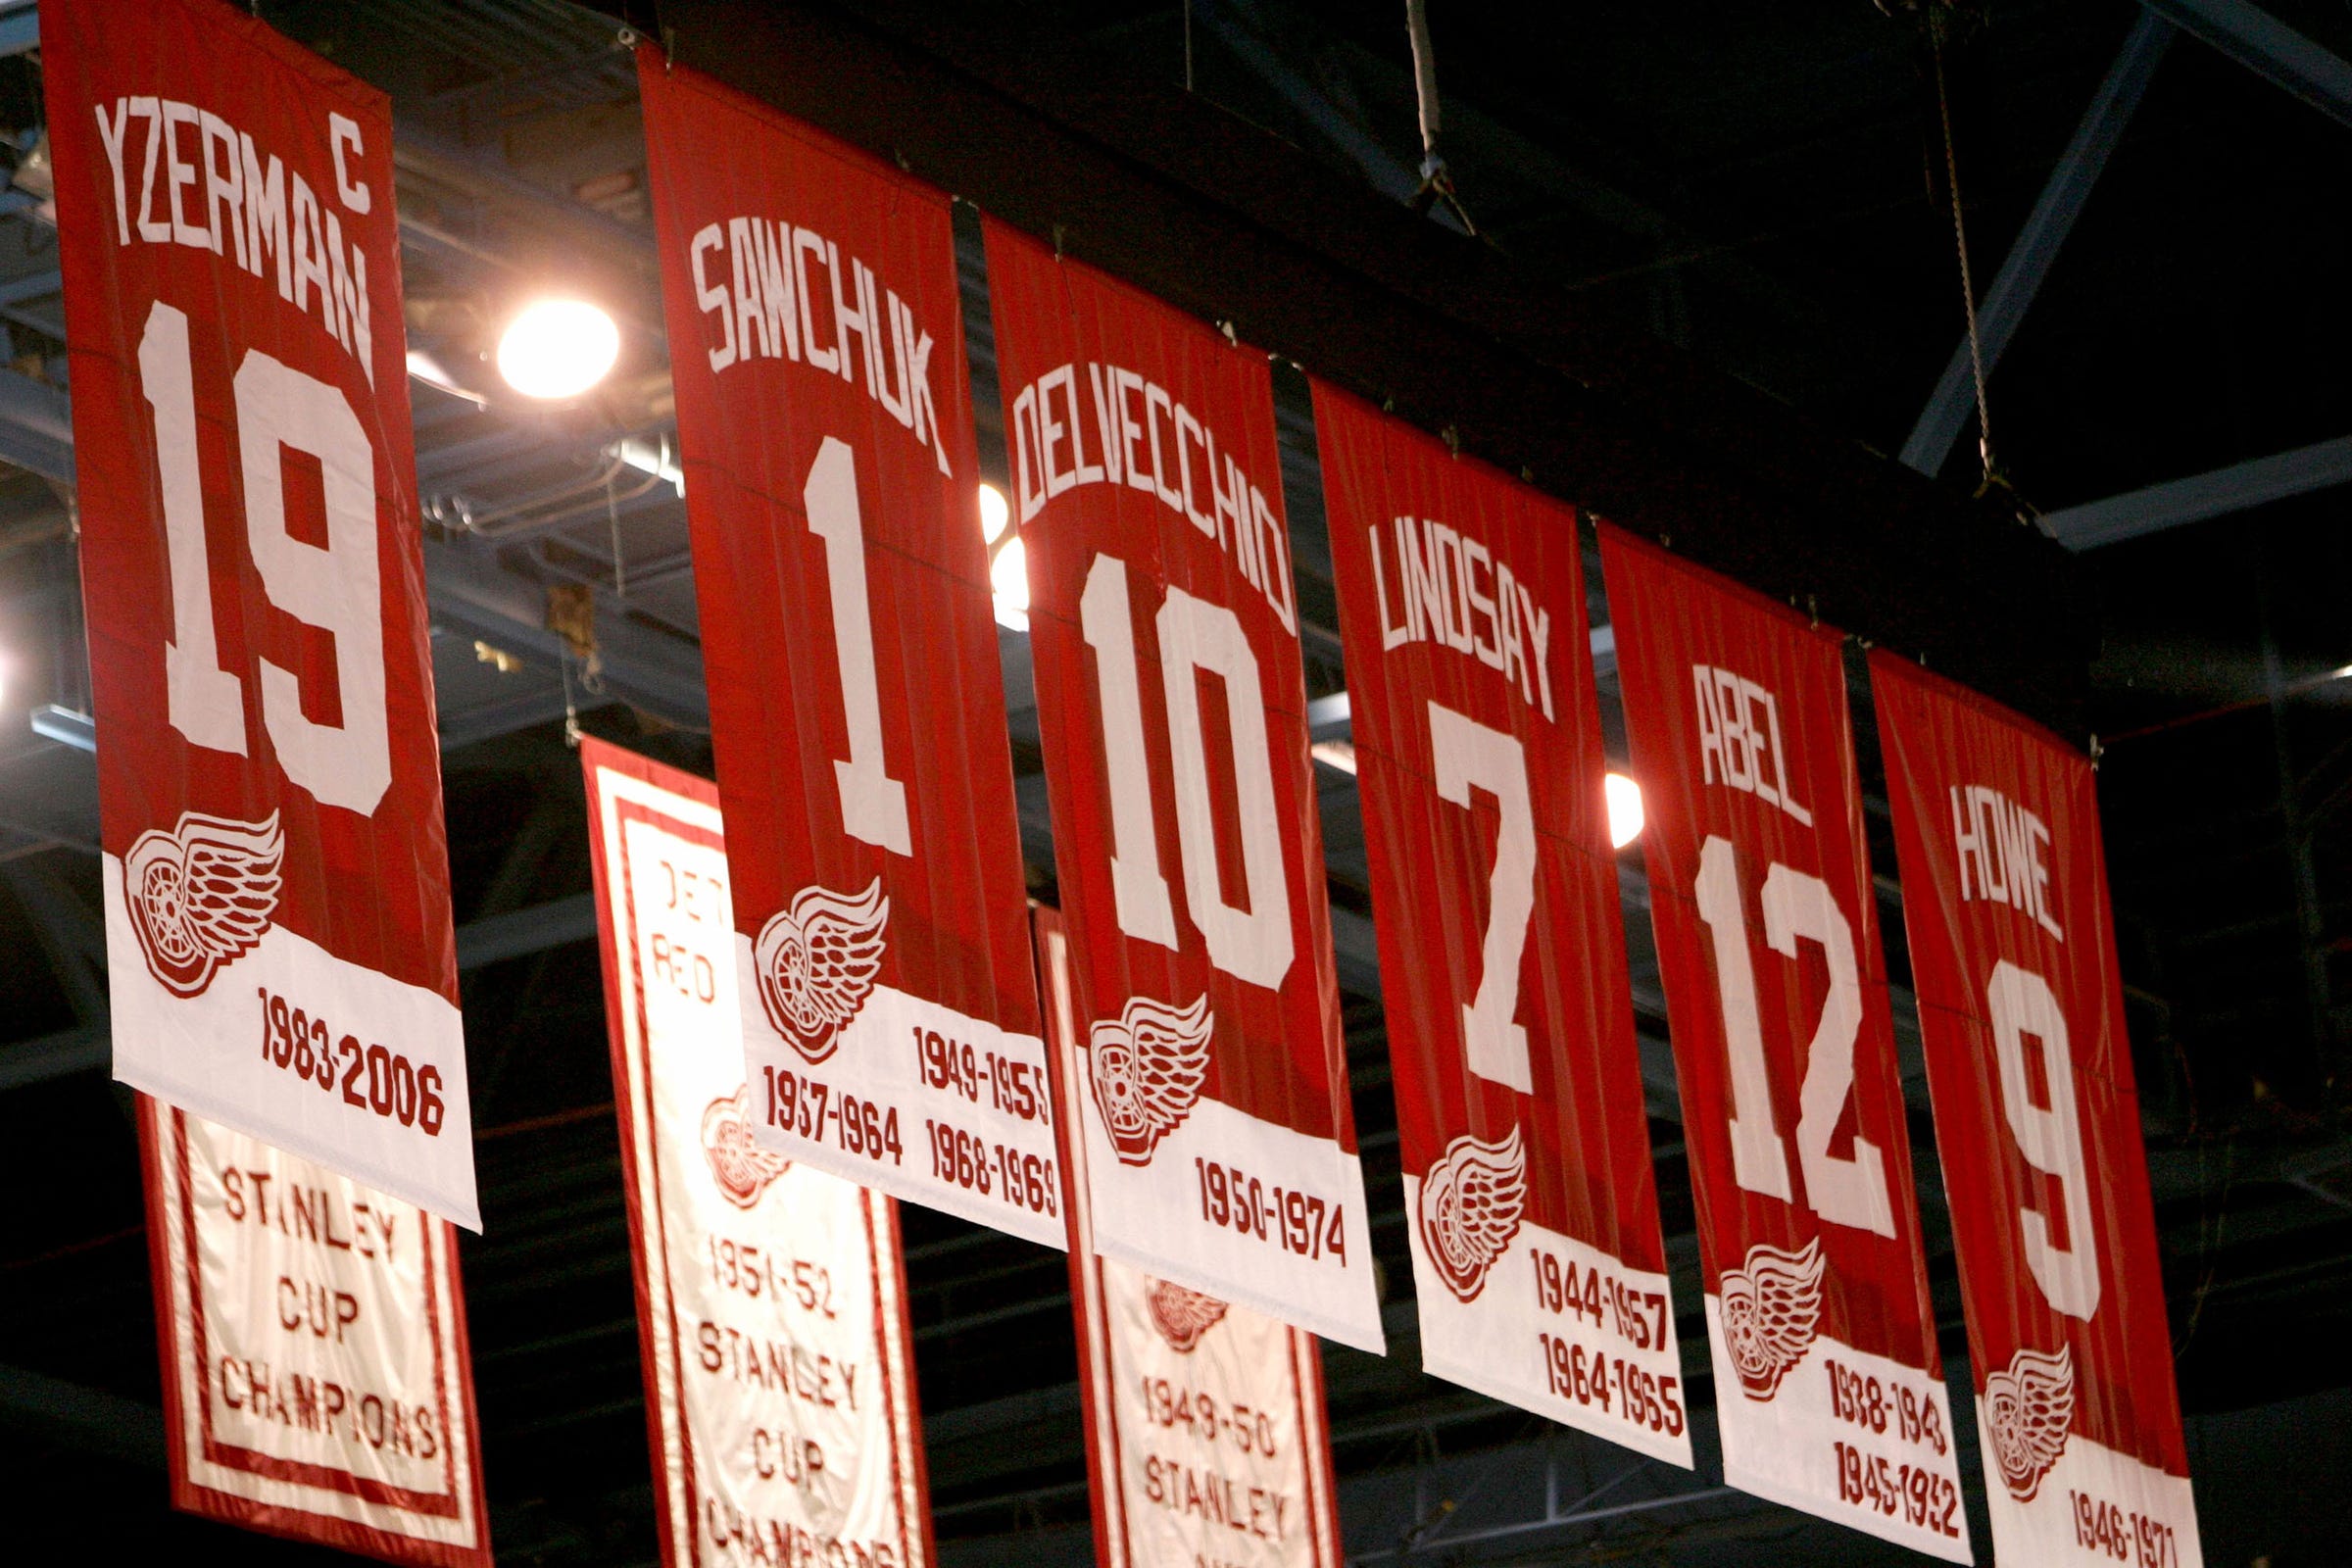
[1987,958,2101,1320]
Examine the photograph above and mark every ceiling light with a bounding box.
[990,533,1030,632]
[405,348,487,406]
[1310,739,1358,774]
[496,299,619,400]
[979,482,1010,546]
[1605,771,1645,850]
[612,434,684,495]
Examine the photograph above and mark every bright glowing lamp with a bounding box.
[990,533,1031,631]
[979,482,1011,545]
[1605,771,1645,850]
[497,299,619,400]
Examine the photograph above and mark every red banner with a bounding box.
[984,220,1380,1350]
[48,0,474,1224]
[1600,527,1968,1558]
[1871,655,2203,1567]
[639,55,1057,1246]
[1312,385,1689,1461]
[138,1097,491,1565]
[582,741,935,1568]
[1039,908,1344,1568]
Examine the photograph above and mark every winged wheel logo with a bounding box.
[123,810,283,998]
[1146,1279,1229,1352]
[1984,1344,2076,1501]
[1417,1126,1529,1302]
[1087,993,1212,1165]
[701,1086,792,1209]
[1719,1237,1825,1398]
[755,879,888,1063]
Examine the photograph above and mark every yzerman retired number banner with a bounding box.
[1602,528,1969,1559]
[986,221,1381,1351]
[582,741,933,1568]
[49,0,475,1224]
[1313,385,1690,1463]
[1872,655,2203,1568]
[138,1097,491,1565]
[639,54,1058,1247]
[1040,910,1344,1568]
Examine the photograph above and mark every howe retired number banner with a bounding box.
[1312,385,1690,1463]
[1040,909,1344,1568]
[49,0,475,1224]
[582,741,933,1568]
[1601,528,1969,1559]
[986,221,1381,1351]
[640,55,1057,1246]
[138,1097,490,1565]
[1871,655,2203,1568]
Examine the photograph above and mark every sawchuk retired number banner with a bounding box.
[1601,527,1970,1560]
[1871,656,2203,1568]
[1039,909,1345,1568]
[639,54,1058,1248]
[986,220,1381,1351]
[582,741,934,1568]
[138,1097,491,1565]
[48,0,476,1225]
[1312,385,1690,1465]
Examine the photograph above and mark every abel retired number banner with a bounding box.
[986,220,1381,1351]
[1872,655,2203,1568]
[1313,385,1689,1464]
[48,0,475,1223]
[639,55,1057,1246]
[138,1097,491,1565]
[1041,910,1344,1568]
[582,740,934,1568]
[1601,528,1969,1559]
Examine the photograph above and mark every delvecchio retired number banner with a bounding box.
[986,220,1381,1351]
[47,0,475,1224]
[1312,385,1690,1464]
[1040,909,1344,1568]
[1871,655,2203,1568]
[582,741,933,1568]
[638,54,1057,1247]
[1600,527,1970,1560]
[138,1096,491,1565]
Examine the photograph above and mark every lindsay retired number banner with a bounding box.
[1601,528,1969,1560]
[639,55,1058,1247]
[582,741,933,1568]
[1313,385,1690,1464]
[49,0,475,1224]
[1871,656,2203,1568]
[138,1097,491,1565]
[1041,910,1344,1568]
[986,221,1380,1351]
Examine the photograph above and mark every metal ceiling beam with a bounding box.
[1902,12,2172,476]
[2045,432,2352,550]
[2142,0,2352,130]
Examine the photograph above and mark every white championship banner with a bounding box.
[583,740,934,1568]
[137,1096,491,1566]
[1042,908,1344,1568]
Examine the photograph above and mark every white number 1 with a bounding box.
[804,436,910,856]
[1428,703,1534,1094]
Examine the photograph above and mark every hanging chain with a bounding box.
[1933,35,1996,488]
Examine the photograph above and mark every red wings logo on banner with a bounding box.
[47,0,476,1227]
[1313,385,1688,1460]
[1870,653,2204,1567]
[986,223,1380,1351]
[1601,526,1969,1557]
[638,53,1059,1249]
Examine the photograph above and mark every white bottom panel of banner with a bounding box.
[1403,1175,1692,1467]
[1704,1295,1972,1562]
[147,1100,488,1564]
[1977,1404,2204,1568]
[108,858,479,1231]
[1077,1046,1384,1354]
[740,945,1063,1249]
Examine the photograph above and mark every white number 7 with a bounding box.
[1428,703,1535,1094]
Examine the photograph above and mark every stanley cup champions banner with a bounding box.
[582,741,934,1568]
[1312,385,1690,1464]
[638,55,1058,1247]
[1039,909,1345,1568]
[138,1097,491,1565]
[985,220,1381,1351]
[48,0,476,1224]
[1601,528,1969,1559]
[1871,655,2203,1568]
